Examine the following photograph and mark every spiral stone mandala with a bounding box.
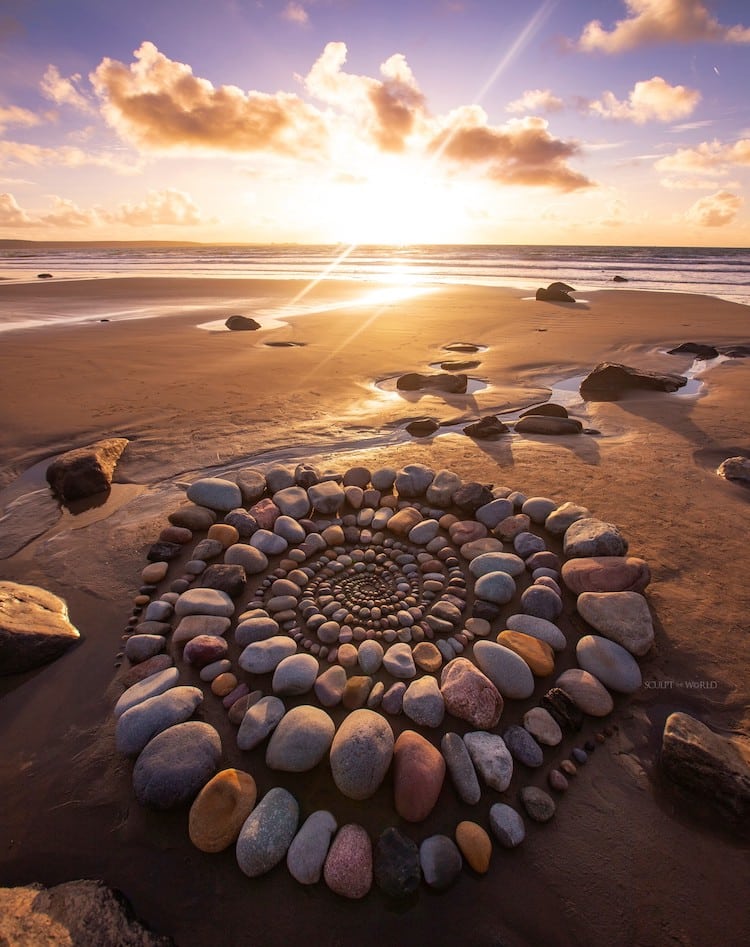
[113,461,653,897]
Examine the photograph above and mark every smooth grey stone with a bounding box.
[132,721,220,809]
[520,584,562,621]
[576,590,654,655]
[505,613,566,651]
[273,486,311,518]
[238,636,297,674]
[513,531,547,558]
[502,724,544,767]
[174,588,234,619]
[473,641,534,699]
[463,730,513,791]
[265,466,295,493]
[576,635,642,693]
[236,787,299,877]
[186,478,242,512]
[307,480,345,515]
[114,667,179,718]
[474,571,516,604]
[469,552,525,578]
[520,496,557,523]
[382,642,416,679]
[272,653,319,696]
[287,810,337,884]
[419,835,462,890]
[489,803,526,848]
[441,733,481,804]
[266,706,335,772]
[357,639,384,675]
[116,686,203,756]
[475,498,514,529]
[274,515,306,543]
[236,468,267,503]
[124,634,165,663]
[329,709,394,800]
[545,502,590,535]
[425,469,462,506]
[249,530,288,556]
[394,463,435,497]
[237,696,286,750]
[235,615,280,646]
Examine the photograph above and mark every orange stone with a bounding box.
[207,523,240,548]
[211,672,238,697]
[188,768,257,853]
[496,630,555,676]
[412,641,443,673]
[455,821,492,874]
[386,507,424,536]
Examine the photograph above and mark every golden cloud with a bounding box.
[655,138,750,174]
[0,105,42,133]
[90,41,328,156]
[108,188,202,226]
[506,89,564,115]
[40,65,95,113]
[685,189,742,226]
[0,140,142,174]
[589,76,700,123]
[577,0,750,52]
[0,191,34,226]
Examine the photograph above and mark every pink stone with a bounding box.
[561,556,651,594]
[183,634,229,668]
[440,657,504,729]
[323,824,373,899]
[249,498,280,530]
[448,520,488,545]
[393,730,445,822]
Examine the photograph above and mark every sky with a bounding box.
[1,0,749,246]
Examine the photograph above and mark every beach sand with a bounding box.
[0,277,748,946]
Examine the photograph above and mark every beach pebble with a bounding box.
[409,519,440,544]
[211,672,238,697]
[520,584,562,620]
[173,614,230,646]
[548,769,569,792]
[141,562,169,584]
[236,696,286,751]
[502,725,544,768]
[174,588,234,619]
[386,507,423,537]
[187,477,242,512]
[273,486,311,518]
[273,515,306,544]
[455,821,492,874]
[489,803,526,848]
[474,571,516,605]
[505,613,566,651]
[236,469,266,503]
[224,543,268,574]
[371,467,397,491]
[236,787,299,878]
[576,590,655,655]
[576,635,643,693]
[324,824,373,899]
[343,466,371,488]
[473,641,534,699]
[382,642,416,678]
[183,635,228,668]
[523,707,563,746]
[238,636,297,674]
[287,810,337,885]
[562,556,651,594]
[114,667,180,719]
[544,502,591,535]
[402,677,445,728]
[169,504,216,531]
[460,537,504,560]
[266,705,335,772]
[119,653,174,688]
[513,532,547,559]
[342,675,373,709]
[448,520,488,545]
[496,631,555,677]
[381,682,406,715]
[329,709,394,800]
[314,665,347,706]
[469,551,525,578]
[374,827,421,898]
[521,497,557,523]
[124,634,165,664]
[265,466,294,493]
[308,480,346,515]
[556,668,615,716]
[250,530,288,556]
[563,518,628,558]
[441,732,482,804]
[463,730,513,791]
[249,498,280,530]
[357,639,384,674]
[453,482,493,513]
[425,468,462,506]
[116,686,203,757]
[189,769,257,853]
[133,721,221,809]
[475,498,514,529]
[395,463,434,497]
[419,836,462,890]
[272,653,319,696]
[439,657,503,729]
[235,615,280,646]
[520,786,556,823]
[494,513,530,541]
[207,523,239,548]
[393,730,445,822]
[412,641,442,673]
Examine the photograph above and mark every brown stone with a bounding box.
[413,641,443,673]
[386,507,424,536]
[455,821,492,874]
[45,437,128,502]
[211,673,238,697]
[393,730,445,822]
[561,556,651,594]
[207,523,240,548]
[119,653,174,688]
[343,675,373,709]
[493,514,530,542]
[496,631,555,677]
[0,582,80,676]
[188,769,258,852]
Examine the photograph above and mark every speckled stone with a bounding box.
[329,709,394,800]
[489,803,526,848]
[464,730,513,791]
[441,732,482,805]
[523,707,563,746]
[236,787,299,878]
[520,786,556,823]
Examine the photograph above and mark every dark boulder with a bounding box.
[439,359,481,371]
[146,541,182,562]
[0,582,80,675]
[721,344,750,358]
[463,415,509,439]
[580,362,687,398]
[453,481,494,513]
[661,712,750,822]
[374,827,421,899]
[613,275,628,282]
[197,563,247,597]
[396,372,468,394]
[46,437,128,502]
[515,416,582,436]
[520,403,569,418]
[541,687,584,732]
[667,342,720,360]
[225,315,261,331]
[536,282,575,303]
[37,273,53,279]
[406,418,440,437]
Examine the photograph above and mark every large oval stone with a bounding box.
[266,706,335,772]
[287,810,337,885]
[174,588,235,619]
[562,556,651,594]
[463,730,513,791]
[323,824,373,899]
[556,668,614,716]
[474,571,517,605]
[393,730,445,822]
[116,685,203,756]
[329,709,394,800]
[440,657,503,729]
[576,635,643,693]
[188,769,257,853]
[473,641,534,699]
[236,787,299,877]
[505,614,567,651]
[186,477,242,512]
[576,590,655,655]
[238,636,298,674]
[132,721,221,809]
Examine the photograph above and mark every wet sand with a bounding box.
[0,277,749,946]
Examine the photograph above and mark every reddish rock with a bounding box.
[393,730,445,822]
[440,657,503,728]
[323,824,373,899]
[46,437,128,501]
[248,498,280,530]
[183,635,229,668]
[561,556,651,594]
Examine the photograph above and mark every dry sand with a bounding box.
[0,277,749,947]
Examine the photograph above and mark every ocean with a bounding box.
[1,243,749,305]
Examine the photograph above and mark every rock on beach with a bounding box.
[0,582,80,675]
[236,787,299,878]
[132,721,221,810]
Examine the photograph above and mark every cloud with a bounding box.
[577,0,750,53]
[669,119,714,132]
[685,189,742,226]
[303,42,426,152]
[430,110,593,191]
[0,140,142,174]
[588,76,700,123]
[109,188,202,225]
[41,196,99,227]
[90,41,328,156]
[655,138,750,174]
[0,192,34,226]
[40,65,95,113]
[660,175,731,190]
[282,2,309,25]
[506,89,564,114]
[0,105,42,133]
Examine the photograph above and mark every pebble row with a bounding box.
[113,460,653,899]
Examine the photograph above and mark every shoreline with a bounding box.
[1,278,749,946]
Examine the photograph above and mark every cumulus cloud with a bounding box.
[577,0,750,52]
[506,89,564,114]
[41,196,99,227]
[282,2,309,25]
[40,65,95,113]
[655,138,750,174]
[685,189,742,226]
[0,140,142,174]
[0,191,34,226]
[589,76,700,123]
[303,42,426,152]
[109,188,202,226]
[430,109,592,191]
[0,105,41,133]
[90,41,328,156]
